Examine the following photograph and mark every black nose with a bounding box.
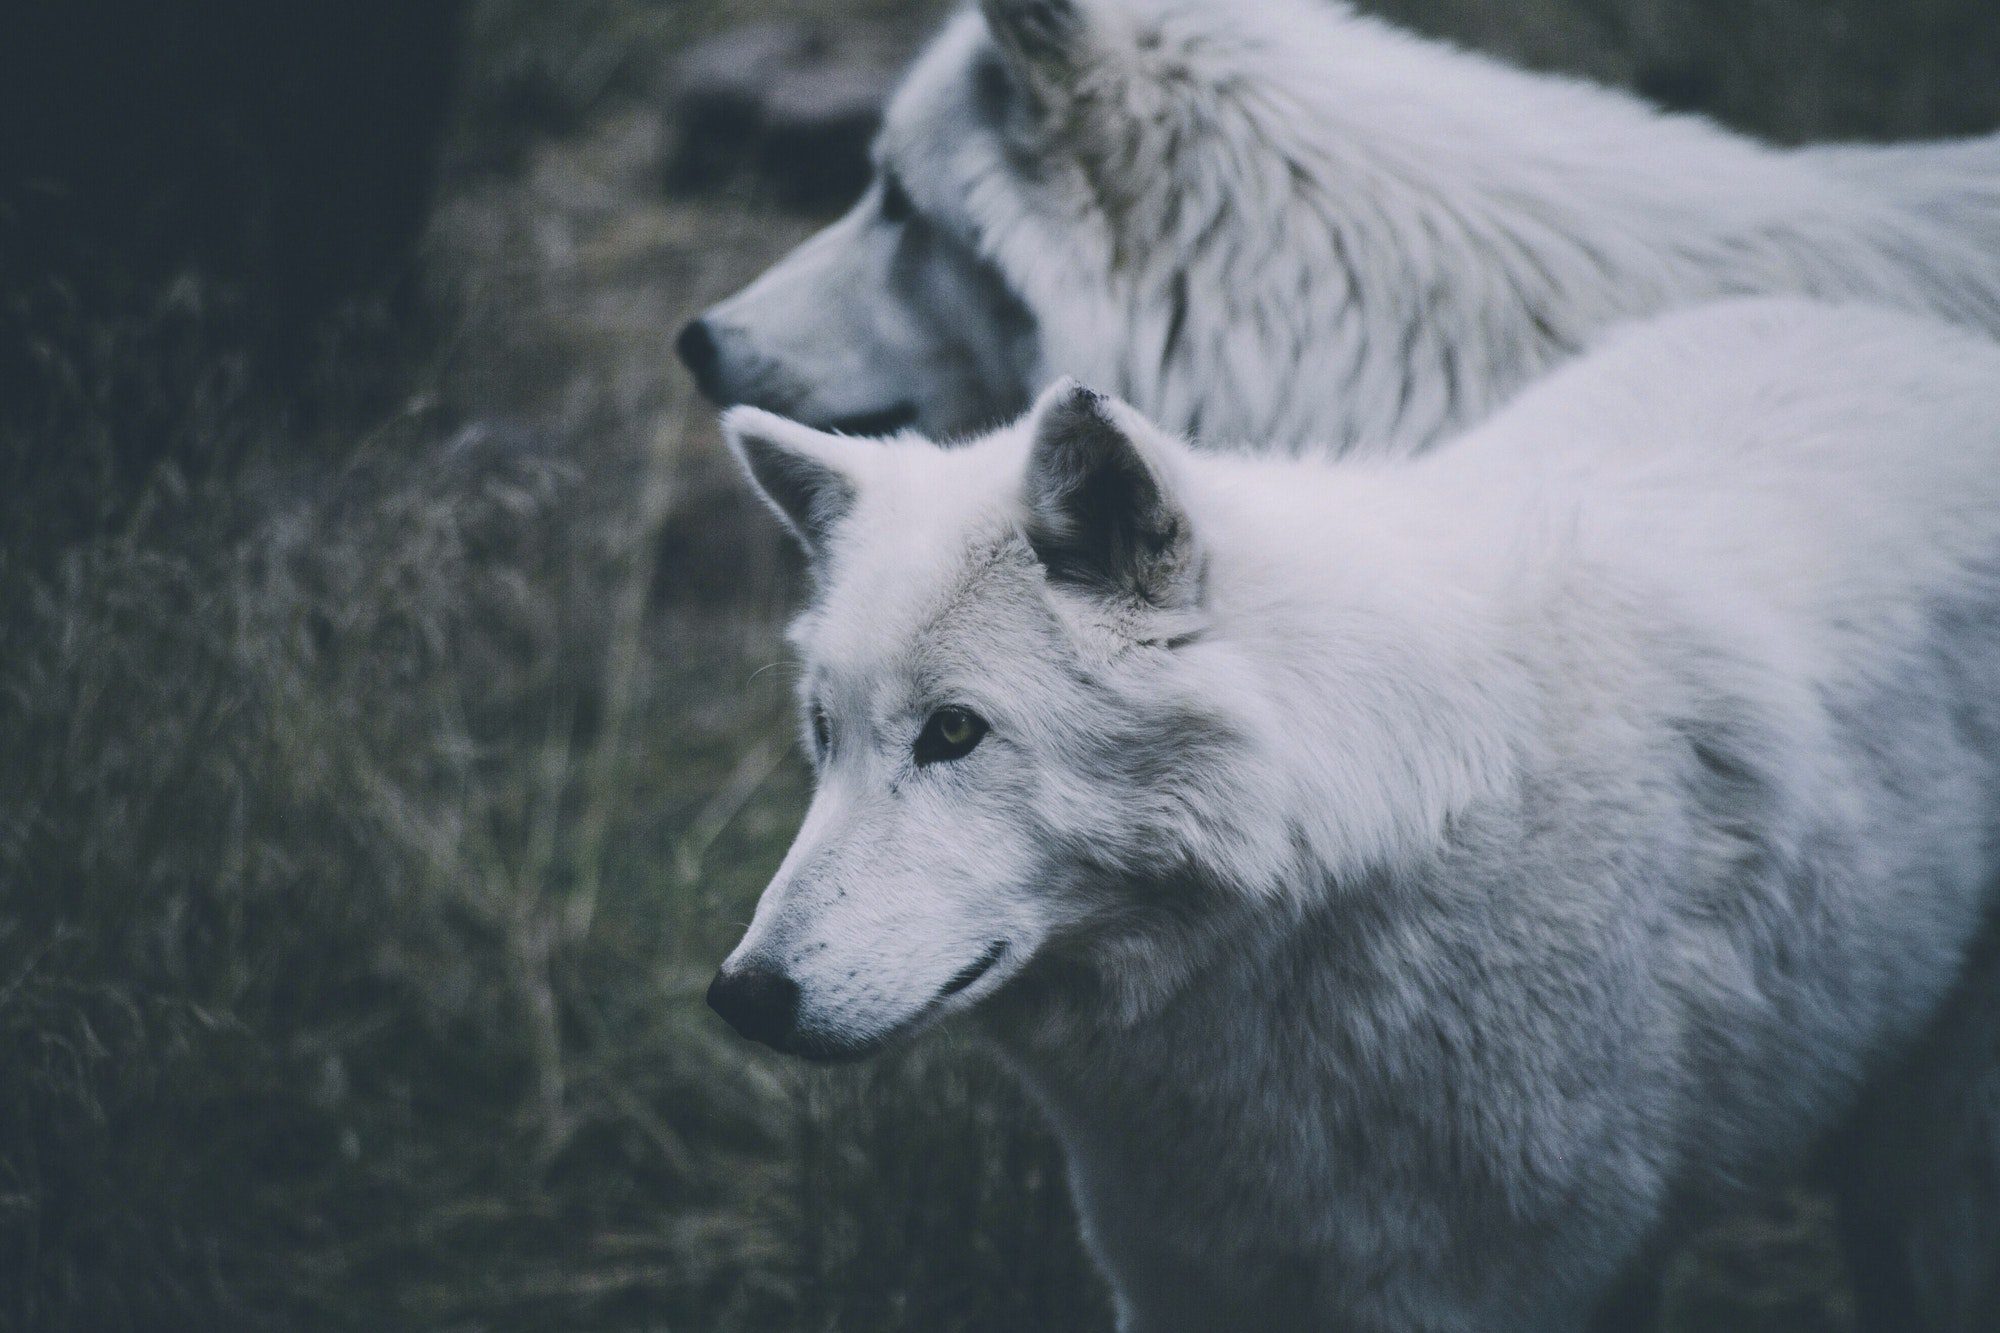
[676,318,721,386]
[706,963,800,1050]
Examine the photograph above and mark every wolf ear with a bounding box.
[1022,380,1201,613]
[977,0,1099,118]
[723,407,860,561]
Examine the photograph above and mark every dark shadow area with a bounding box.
[0,0,464,546]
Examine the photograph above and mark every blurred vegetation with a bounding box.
[1,0,1995,1329]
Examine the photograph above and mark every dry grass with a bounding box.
[2,0,1996,1327]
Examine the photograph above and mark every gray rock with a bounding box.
[667,20,912,211]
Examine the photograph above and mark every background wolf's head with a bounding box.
[679,0,1293,443]
[678,0,1607,450]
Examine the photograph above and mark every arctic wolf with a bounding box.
[708,299,2000,1331]
[680,0,2000,453]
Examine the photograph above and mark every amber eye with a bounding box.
[914,706,989,766]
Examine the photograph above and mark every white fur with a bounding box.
[717,299,2000,1329]
[695,0,2000,454]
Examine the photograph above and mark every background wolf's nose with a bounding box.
[676,318,722,388]
[706,963,800,1049]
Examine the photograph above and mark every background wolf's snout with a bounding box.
[706,963,800,1049]
[676,318,728,402]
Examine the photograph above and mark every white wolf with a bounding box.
[680,0,2000,453]
[707,299,2000,1332]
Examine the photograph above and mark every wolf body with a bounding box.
[684,0,2000,455]
[709,299,2000,1331]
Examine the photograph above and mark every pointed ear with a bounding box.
[1022,380,1201,612]
[978,0,1098,119]
[723,407,860,560]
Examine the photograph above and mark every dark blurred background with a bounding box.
[1,1,1996,1329]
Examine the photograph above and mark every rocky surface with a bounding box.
[667,20,916,210]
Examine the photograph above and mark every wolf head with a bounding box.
[706,381,1323,1058]
[680,0,1343,443]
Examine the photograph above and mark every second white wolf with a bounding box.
[685,0,2000,455]
[710,299,2000,1331]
